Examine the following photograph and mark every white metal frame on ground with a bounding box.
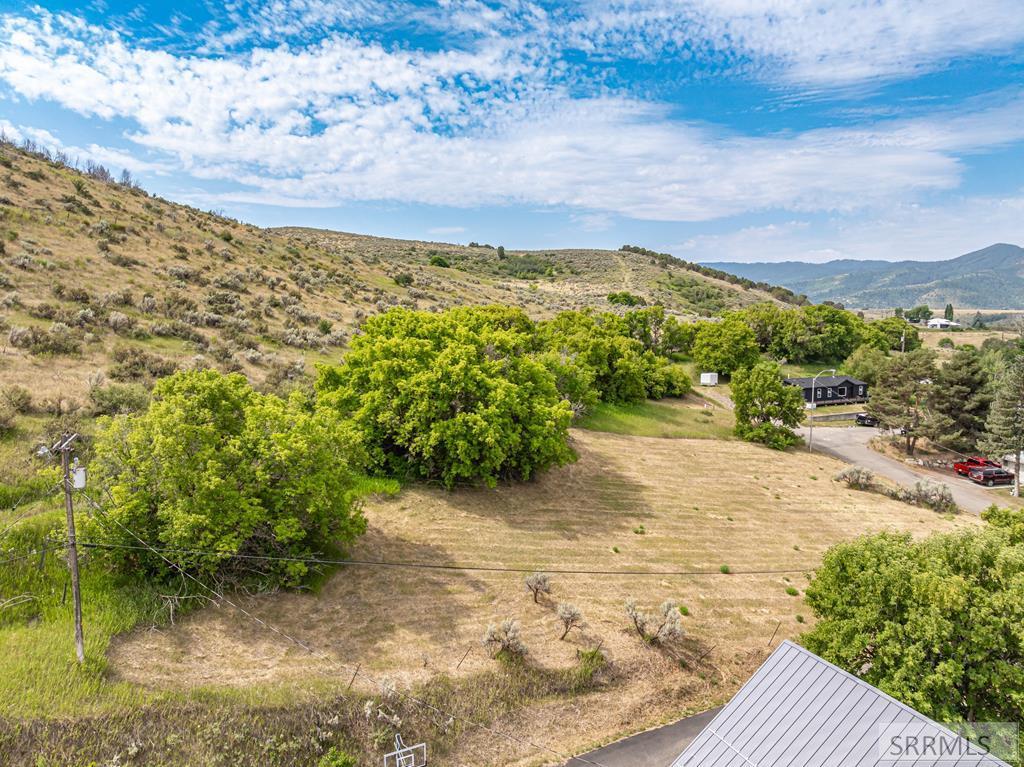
[383,742,427,767]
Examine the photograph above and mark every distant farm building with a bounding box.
[783,375,868,406]
[927,318,962,329]
[672,640,1010,767]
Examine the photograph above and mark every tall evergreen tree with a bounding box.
[868,348,950,455]
[944,303,955,321]
[980,356,1024,496]
[931,348,992,452]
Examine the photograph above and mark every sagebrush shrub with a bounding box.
[482,619,527,658]
[834,466,875,490]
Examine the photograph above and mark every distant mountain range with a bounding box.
[702,243,1024,309]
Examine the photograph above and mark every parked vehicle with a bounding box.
[855,413,878,427]
[968,467,1014,487]
[953,456,1001,476]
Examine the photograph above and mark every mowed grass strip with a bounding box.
[577,397,734,439]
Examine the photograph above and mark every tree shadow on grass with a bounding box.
[408,437,657,540]
[106,528,493,688]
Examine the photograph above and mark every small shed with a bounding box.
[699,372,719,387]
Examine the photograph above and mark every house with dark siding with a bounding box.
[783,375,869,405]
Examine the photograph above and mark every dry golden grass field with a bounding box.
[106,426,974,766]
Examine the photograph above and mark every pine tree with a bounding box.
[867,348,949,455]
[980,356,1024,496]
[944,303,954,321]
[931,348,992,451]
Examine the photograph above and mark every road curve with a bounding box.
[563,707,722,767]
[798,425,1003,515]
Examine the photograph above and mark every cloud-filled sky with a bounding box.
[0,0,1022,262]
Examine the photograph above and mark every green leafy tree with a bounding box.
[980,356,1024,496]
[803,526,1024,725]
[841,345,889,387]
[867,348,948,455]
[736,303,786,353]
[861,317,920,352]
[770,305,864,363]
[691,317,759,375]
[535,310,679,402]
[731,361,805,449]
[317,306,574,488]
[931,348,992,452]
[905,305,933,322]
[88,370,367,586]
[944,303,955,321]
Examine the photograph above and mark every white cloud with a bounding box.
[564,0,1024,86]
[1,7,1024,226]
[427,226,467,235]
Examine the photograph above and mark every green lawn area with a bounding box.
[576,397,734,439]
[778,361,847,379]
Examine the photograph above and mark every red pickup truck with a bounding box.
[953,456,1001,476]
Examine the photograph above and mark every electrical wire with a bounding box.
[0,544,61,567]
[78,541,815,577]
[78,492,613,767]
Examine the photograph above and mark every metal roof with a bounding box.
[671,640,1010,767]
[783,376,866,388]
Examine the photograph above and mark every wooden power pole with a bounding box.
[55,432,84,664]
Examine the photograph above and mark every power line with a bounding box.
[78,541,815,577]
[78,492,613,767]
[0,545,59,568]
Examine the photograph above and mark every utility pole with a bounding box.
[807,368,837,453]
[55,432,84,664]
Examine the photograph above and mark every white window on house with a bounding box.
[858,385,865,396]
[816,388,822,399]
[838,386,847,397]
[827,388,834,398]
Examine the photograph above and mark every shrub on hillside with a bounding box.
[0,385,31,414]
[88,382,150,415]
[625,599,684,645]
[108,345,177,381]
[87,370,367,587]
[888,481,957,514]
[834,466,875,490]
[482,619,527,659]
[316,306,574,487]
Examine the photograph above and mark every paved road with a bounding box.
[563,707,721,767]
[798,425,1001,515]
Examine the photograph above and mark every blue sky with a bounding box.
[1,0,1023,262]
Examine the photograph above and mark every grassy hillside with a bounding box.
[1,428,974,765]
[0,140,785,406]
[705,243,1024,309]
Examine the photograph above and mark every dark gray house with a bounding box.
[784,375,868,406]
[672,640,1010,767]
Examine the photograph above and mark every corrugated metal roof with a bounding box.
[783,376,867,388]
[671,640,1010,767]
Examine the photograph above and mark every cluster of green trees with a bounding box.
[686,304,921,375]
[804,505,1024,727]
[89,306,695,586]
